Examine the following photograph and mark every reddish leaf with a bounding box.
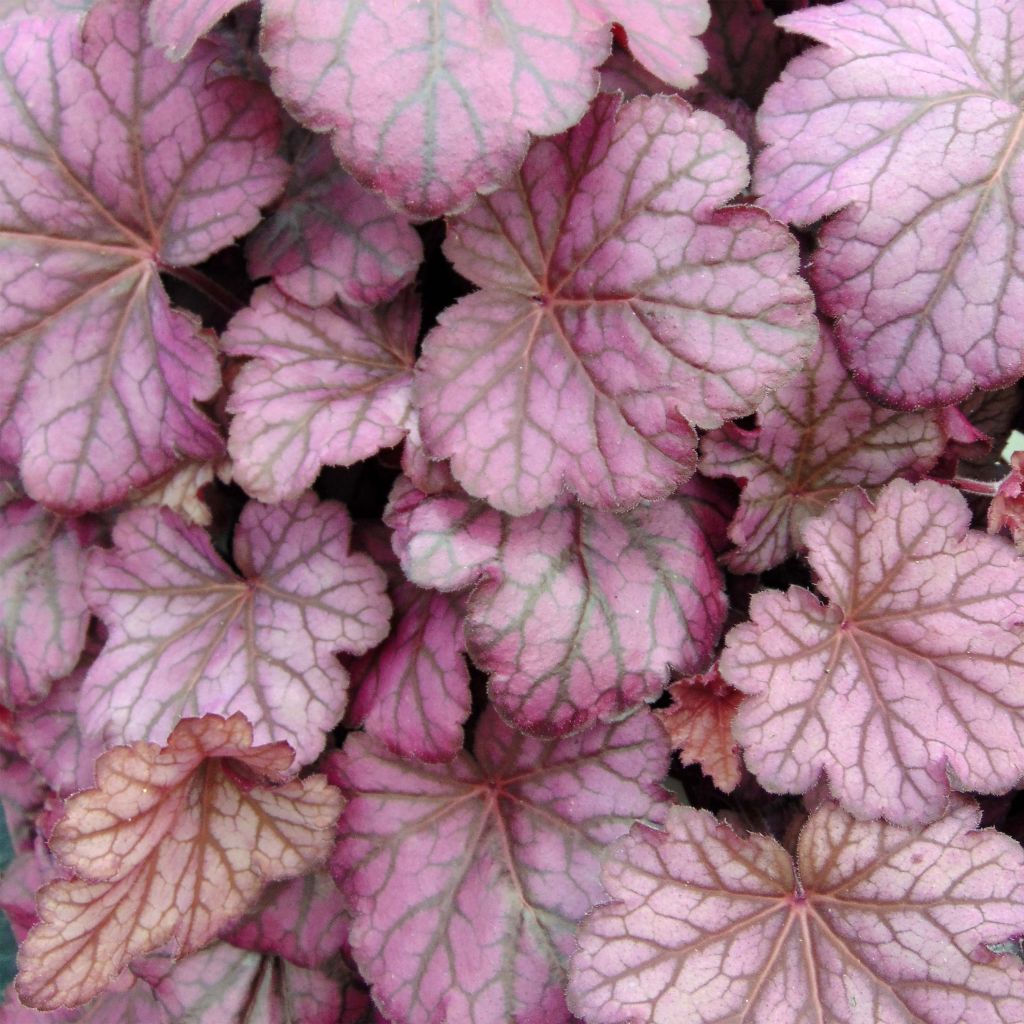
[331,707,670,1024]
[721,479,1024,825]
[261,0,710,217]
[990,451,1024,552]
[247,136,423,308]
[755,0,1024,407]
[416,93,815,514]
[223,286,418,503]
[570,800,1024,1024]
[81,495,390,766]
[657,664,743,792]
[146,0,241,59]
[700,325,954,572]
[15,713,343,1010]
[0,0,287,511]
[387,475,726,736]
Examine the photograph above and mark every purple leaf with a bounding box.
[416,93,816,514]
[700,324,955,572]
[81,495,391,765]
[223,285,419,503]
[755,0,1024,407]
[261,0,710,217]
[247,136,423,308]
[721,479,1024,825]
[0,500,92,707]
[146,0,241,59]
[330,706,670,1024]
[0,0,288,512]
[387,475,726,736]
[569,799,1024,1024]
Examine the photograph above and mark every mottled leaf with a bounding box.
[261,0,710,217]
[146,0,241,59]
[387,474,725,736]
[570,800,1024,1024]
[331,707,670,1024]
[82,494,390,766]
[755,0,1024,407]
[700,324,953,572]
[721,479,1024,824]
[224,286,418,503]
[0,501,92,707]
[16,713,343,1010]
[417,93,815,514]
[0,0,287,511]
[247,136,423,308]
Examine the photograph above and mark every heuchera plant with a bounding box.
[1,0,1024,1022]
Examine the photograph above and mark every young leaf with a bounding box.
[247,136,423,309]
[990,451,1024,552]
[81,495,390,766]
[146,0,241,59]
[755,0,1024,407]
[387,475,726,737]
[721,479,1024,825]
[223,286,418,503]
[15,713,343,1011]
[331,706,670,1024]
[569,800,1024,1024]
[0,501,92,707]
[0,0,288,512]
[261,0,710,217]
[416,93,816,514]
[700,324,953,572]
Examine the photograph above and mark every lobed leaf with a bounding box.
[417,93,816,514]
[755,0,1024,407]
[331,706,670,1024]
[15,713,343,1010]
[721,479,1024,825]
[569,800,1024,1024]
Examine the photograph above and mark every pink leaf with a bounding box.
[261,0,710,217]
[721,479,1024,825]
[0,501,92,707]
[224,286,419,503]
[990,451,1024,553]
[700,324,954,572]
[331,706,670,1024]
[0,838,55,941]
[569,800,1024,1024]
[0,0,288,512]
[81,494,391,766]
[247,136,423,308]
[755,0,1024,407]
[0,1,93,23]
[146,0,241,59]
[416,93,816,514]
[0,974,168,1024]
[387,475,726,736]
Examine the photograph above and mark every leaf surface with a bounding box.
[417,93,815,514]
[16,713,343,1010]
[700,324,952,572]
[331,707,670,1024]
[721,479,1024,824]
[0,0,288,511]
[755,0,1024,407]
[146,0,241,59]
[81,495,390,765]
[387,475,725,736]
[569,800,1024,1024]
[0,1,93,23]
[224,286,418,503]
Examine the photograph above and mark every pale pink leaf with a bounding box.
[331,707,670,1024]
[0,0,288,512]
[224,286,418,503]
[261,0,710,217]
[0,1,93,23]
[569,800,1024,1024]
[81,494,391,765]
[146,0,241,59]
[755,0,1024,407]
[0,974,168,1024]
[0,501,91,707]
[15,713,343,1010]
[247,136,423,308]
[417,93,816,514]
[721,479,1024,825]
[700,324,954,572]
[132,459,221,528]
[387,475,726,736]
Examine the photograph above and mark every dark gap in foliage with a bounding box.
[160,243,254,333]
[415,220,474,343]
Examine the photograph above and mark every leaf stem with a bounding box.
[929,474,1000,497]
